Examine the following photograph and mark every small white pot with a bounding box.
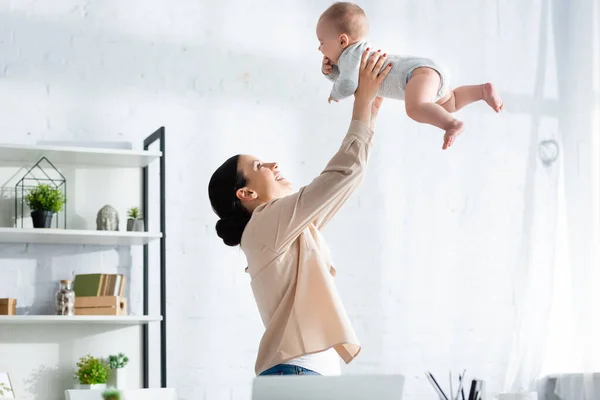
[108,367,127,389]
[76,383,107,390]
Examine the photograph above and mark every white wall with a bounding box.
[0,0,563,399]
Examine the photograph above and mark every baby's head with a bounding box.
[316,2,368,64]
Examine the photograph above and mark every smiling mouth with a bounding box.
[275,174,285,182]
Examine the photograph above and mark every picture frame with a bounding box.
[0,373,14,399]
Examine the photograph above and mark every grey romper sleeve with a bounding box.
[323,64,340,82]
[328,48,362,102]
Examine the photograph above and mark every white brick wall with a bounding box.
[0,0,552,399]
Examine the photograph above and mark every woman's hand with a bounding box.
[352,49,391,124]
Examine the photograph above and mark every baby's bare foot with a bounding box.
[483,83,503,112]
[443,120,464,150]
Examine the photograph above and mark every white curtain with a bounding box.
[503,0,600,399]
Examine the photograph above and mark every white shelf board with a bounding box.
[0,315,162,325]
[0,143,161,168]
[0,227,162,246]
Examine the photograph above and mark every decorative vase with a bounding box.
[132,219,144,232]
[55,280,75,316]
[77,383,107,390]
[127,218,145,232]
[107,367,127,389]
[31,210,53,228]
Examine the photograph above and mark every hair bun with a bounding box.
[215,213,250,247]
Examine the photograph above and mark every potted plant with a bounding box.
[74,354,111,390]
[0,382,13,397]
[25,183,65,228]
[126,207,144,232]
[102,387,122,400]
[107,352,129,389]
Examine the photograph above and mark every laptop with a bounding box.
[252,374,405,400]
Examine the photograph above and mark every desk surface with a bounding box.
[65,388,177,400]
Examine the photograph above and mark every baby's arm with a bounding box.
[323,65,340,82]
[329,50,361,102]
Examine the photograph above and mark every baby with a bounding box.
[317,2,504,150]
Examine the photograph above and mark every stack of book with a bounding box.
[73,273,127,316]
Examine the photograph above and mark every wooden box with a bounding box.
[0,298,16,315]
[75,296,127,316]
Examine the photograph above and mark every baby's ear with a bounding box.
[339,33,350,47]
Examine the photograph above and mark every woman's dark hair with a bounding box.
[208,155,251,247]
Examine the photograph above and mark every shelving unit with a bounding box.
[0,315,162,325]
[0,227,161,246]
[0,127,167,391]
[0,143,162,168]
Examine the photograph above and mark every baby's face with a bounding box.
[316,20,345,64]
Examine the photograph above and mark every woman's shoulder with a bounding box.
[239,202,277,248]
[240,198,292,253]
[249,197,283,224]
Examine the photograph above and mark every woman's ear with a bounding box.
[236,187,257,202]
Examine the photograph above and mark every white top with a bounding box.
[325,40,449,102]
[286,347,342,375]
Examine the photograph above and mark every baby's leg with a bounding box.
[438,83,503,113]
[404,67,464,150]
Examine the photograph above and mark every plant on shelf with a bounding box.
[0,382,13,396]
[102,387,122,400]
[74,354,111,390]
[127,207,141,220]
[107,352,129,389]
[126,206,144,232]
[107,352,129,369]
[25,183,65,228]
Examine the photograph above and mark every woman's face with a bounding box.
[236,154,293,204]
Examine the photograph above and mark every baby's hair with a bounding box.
[319,2,368,39]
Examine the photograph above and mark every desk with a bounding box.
[65,388,177,400]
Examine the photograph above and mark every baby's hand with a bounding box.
[322,56,333,75]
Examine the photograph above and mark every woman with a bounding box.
[208,49,391,376]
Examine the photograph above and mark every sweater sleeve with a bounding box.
[254,120,374,253]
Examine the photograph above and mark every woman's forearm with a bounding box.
[351,98,372,125]
[369,113,378,131]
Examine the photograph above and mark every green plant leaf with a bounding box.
[127,207,142,219]
[102,387,122,400]
[25,183,65,213]
[74,354,111,384]
[107,352,129,369]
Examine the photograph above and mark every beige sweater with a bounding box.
[240,119,374,376]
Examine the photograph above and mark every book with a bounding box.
[73,273,126,297]
[73,273,104,297]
